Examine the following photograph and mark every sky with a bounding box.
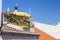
[2,0,60,25]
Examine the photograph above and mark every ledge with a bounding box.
[0,30,40,36]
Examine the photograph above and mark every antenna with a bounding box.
[7,8,10,12]
[57,16,60,22]
[29,8,31,14]
[16,3,18,6]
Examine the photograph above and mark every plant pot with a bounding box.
[23,28,29,32]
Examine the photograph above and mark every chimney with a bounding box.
[14,4,18,12]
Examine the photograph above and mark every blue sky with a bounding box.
[2,0,60,25]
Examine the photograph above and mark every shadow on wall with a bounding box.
[0,34,37,40]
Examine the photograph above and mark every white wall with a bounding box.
[0,0,2,27]
[34,22,60,39]
[0,36,3,40]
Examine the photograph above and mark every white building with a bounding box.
[0,0,39,40]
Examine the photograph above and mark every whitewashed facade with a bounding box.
[0,0,2,27]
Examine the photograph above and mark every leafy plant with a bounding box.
[23,25,29,29]
[4,12,33,28]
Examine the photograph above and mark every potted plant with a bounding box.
[23,25,29,31]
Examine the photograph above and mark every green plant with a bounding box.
[23,26,29,29]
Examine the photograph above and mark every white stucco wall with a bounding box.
[34,22,60,39]
[0,36,2,40]
[0,0,2,27]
